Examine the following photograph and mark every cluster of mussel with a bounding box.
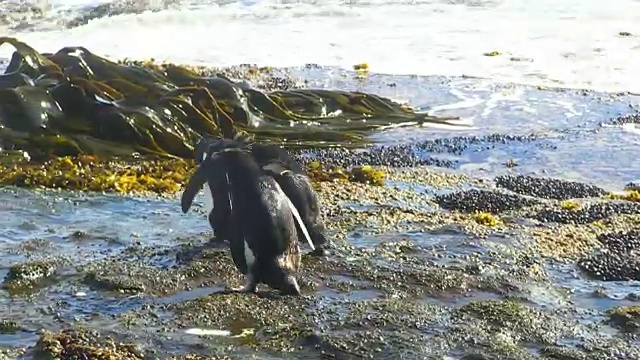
[181,134,331,296]
[0,37,458,162]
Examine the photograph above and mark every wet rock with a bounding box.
[83,270,147,293]
[30,328,145,360]
[597,230,640,253]
[2,259,59,293]
[495,175,606,200]
[169,292,443,357]
[414,133,547,155]
[434,189,538,214]
[539,346,589,360]
[0,349,27,358]
[169,292,313,352]
[79,244,244,296]
[607,305,640,332]
[453,299,574,345]
[0,319,22,334]
[577,250,640,281]
[292,132,550,170]
[65,1,180,29]
[533,202,640,224]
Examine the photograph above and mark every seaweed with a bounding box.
[0,37,461,161]
[0,155,386,194]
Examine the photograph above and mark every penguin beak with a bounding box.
[284,275,301,296]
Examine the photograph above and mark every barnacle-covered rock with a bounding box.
[597,230,640,253]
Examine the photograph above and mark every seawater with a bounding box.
[1,0,640,93]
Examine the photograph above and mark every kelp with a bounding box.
[0,37,460,161]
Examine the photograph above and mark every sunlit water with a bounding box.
[2,0,640,93]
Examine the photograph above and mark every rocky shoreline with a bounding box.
[1,166,639,359]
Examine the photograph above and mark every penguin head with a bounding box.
[262,260,301,296]
[281,274,301,296]
[193,137,216,165]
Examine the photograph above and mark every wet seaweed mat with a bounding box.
[0,37,462,161]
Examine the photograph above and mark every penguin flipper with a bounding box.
[181,165,208,214]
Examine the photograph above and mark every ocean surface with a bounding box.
[3,0,640,93]
[1,0,640,356]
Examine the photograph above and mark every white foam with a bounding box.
[2,0,640,93]
[621,123,640,136]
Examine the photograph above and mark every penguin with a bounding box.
[192,137,233,243]
[181,140,315,295]
[193,135,332,255]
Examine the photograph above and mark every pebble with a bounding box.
[434,189,539,214]
[495,174,606,200]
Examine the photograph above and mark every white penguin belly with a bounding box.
[202,183,214,215]
[243,238,256,270]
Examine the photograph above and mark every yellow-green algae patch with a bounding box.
[0,155,194,195]
[32,329,145,360]
[0,156,388,195]
[605,190,640,203]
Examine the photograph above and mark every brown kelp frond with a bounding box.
[0,37,461,161]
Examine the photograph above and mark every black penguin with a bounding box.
[193,135,332,255]
[181,141,314,295]
[192,137,233,243]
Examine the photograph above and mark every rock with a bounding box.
[495,175,606,200]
